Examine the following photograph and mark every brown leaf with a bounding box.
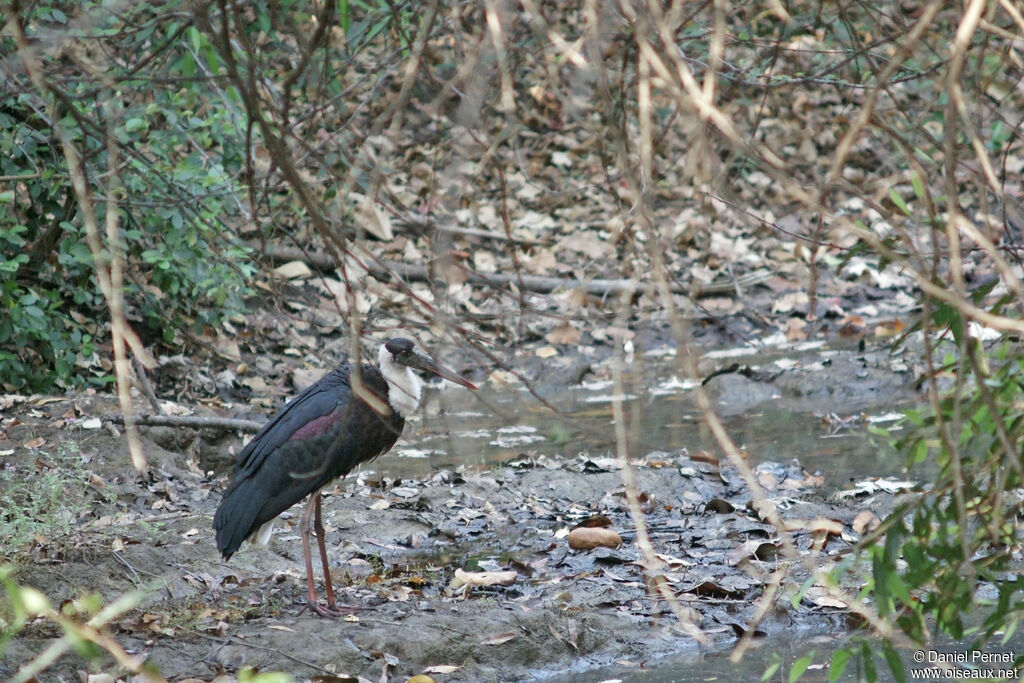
[481,631,518,646]
[704,498,735,514]
[355,192,393,240]
[689,450,720,467]
[545,324,582,345]
[874,319,905,337]
[852,510,880,534]
[784,518,843,536]
[573,514,612,529]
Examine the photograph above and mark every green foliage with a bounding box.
[823,299,1024,681]
[1,2,255,391]
[0,565,139,680]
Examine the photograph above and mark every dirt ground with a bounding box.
[1,331,917,682]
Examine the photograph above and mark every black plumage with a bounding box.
[213,338,476,617]
[214,364,402,558]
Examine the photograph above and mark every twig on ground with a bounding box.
[253,243,769,297]
[101,413,265,431]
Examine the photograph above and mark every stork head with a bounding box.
[378,338,476,417]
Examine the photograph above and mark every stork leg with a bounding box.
[299,491,347,618]
[312,493,339,609]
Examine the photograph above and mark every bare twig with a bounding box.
[101,413,265,432]
[254,243,769,297]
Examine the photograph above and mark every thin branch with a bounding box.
[254,243,769,297]
[102,413,265,432]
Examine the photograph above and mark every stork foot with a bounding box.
[304,600,362,618]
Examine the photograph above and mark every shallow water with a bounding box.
[376,347,910,494]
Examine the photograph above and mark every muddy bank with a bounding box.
[1,385,910,681]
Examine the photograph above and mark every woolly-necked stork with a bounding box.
[214,338,476,617]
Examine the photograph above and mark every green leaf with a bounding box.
[882,641,906,683]
[888,187,911,216]
[911,173,925,200]
[762,658,782,681]
[829,648,853,682]
[125,117,148,133]
[789,655,813,683]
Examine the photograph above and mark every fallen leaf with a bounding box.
[356,192,393,241]
[805,586,849,609]
[573,514,612,529]
[772,291,809,313]
[784,518,843,536]
[481,631,518,646]
[852,510,880,534]
[423,664,462,674]
[535,346,558,358]
[545,324,582,345]
[241,376,268,392]
[213,334,242,362]
[450,568,518,590]
[874,319,904,337]
[273,260,313,280]
[23,437,45,449]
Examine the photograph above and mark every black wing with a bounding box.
[231,367,352,478]
[213,364,404,558]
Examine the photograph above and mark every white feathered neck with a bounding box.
[378,342,423,418]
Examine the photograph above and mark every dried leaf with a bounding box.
[545,324,582,345]
[481,631,518,646]
[450,568,518,590]
[273,260,313,280]
[852,510,880,534]
[805,586,848,609]
[357,193,393,240]
[874,319,904,337]
[784,518,843,536]
[422,665,461,674]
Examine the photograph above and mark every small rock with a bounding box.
[568,527,622,550]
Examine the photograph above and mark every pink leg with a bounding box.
[313,493,338,610]
[299,493,342,618]
[298,491,357,618]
